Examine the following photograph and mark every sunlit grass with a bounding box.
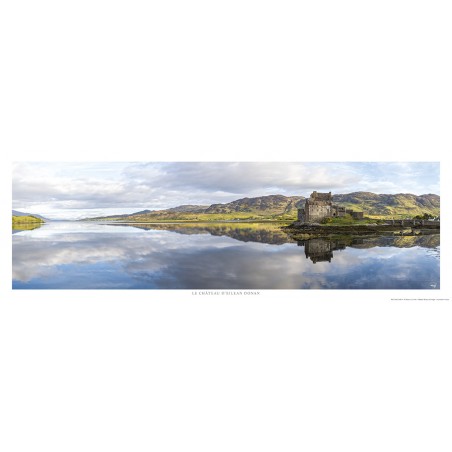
[12,215,44,224]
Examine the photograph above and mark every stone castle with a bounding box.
[298,191,363,223]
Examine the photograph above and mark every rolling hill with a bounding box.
[86,195,305,221]
[84,192,440,222]
[204,195,304,215]
[332,192,440,218]
[12,215,45,232]
[12,210,48,221]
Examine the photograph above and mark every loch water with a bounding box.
[12,222,440,290]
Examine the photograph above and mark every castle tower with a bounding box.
[298,191,334,223]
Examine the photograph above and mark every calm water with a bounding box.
[12,222,440,289]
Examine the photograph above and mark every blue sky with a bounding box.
[12,162,440,219]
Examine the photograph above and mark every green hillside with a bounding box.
[12,215,45,231]
[88,195,305,222]
[85,192,440,222]
[332,192,440,219]
[205,195,304,215]
[12,215,45,224]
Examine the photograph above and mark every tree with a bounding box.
[414,212,435,220]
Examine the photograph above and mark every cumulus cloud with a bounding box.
[123,162,360,194]
[12,162,440,219]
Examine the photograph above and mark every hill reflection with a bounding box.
[117,222,295,245]
[118,222,440,252]
[12,223,43,234]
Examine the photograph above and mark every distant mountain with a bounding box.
[85,195,305,221]
[88,205,210,221]
[84,192,440,221]
[205,195,304,215]
[164,204,209,213]
[12,210,48,221]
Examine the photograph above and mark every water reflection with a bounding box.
[12,222,440,289]
[298,235,440,264]
[12,222,43,234]
[112,222,295,245]
[301,239,339,263]
[111,222,441,249]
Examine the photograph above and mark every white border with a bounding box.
[2,2,451,451]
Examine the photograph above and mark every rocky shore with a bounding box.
[282,222,440,240]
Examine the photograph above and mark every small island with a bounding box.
[284,191,440,240]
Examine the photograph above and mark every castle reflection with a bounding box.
[298,236,439,263]
[114,222,440,265]
[298,238,346,263]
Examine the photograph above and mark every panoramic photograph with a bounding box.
[12,162,440,290]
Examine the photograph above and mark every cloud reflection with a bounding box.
[12,223,440,289]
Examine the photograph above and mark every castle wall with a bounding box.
[297,191,363,224]
[297,209,305,221]
[305,203,333,222]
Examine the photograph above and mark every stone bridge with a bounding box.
[386,219,440,227]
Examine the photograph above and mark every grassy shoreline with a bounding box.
[12,215,45,232]
[283,222,440,240]
[12,215,45,224]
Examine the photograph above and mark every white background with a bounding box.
[1,1,451,451]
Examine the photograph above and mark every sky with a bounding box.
[12,162,440,220]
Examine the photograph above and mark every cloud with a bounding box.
[12,162,440,219]
[123,162,360,194]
